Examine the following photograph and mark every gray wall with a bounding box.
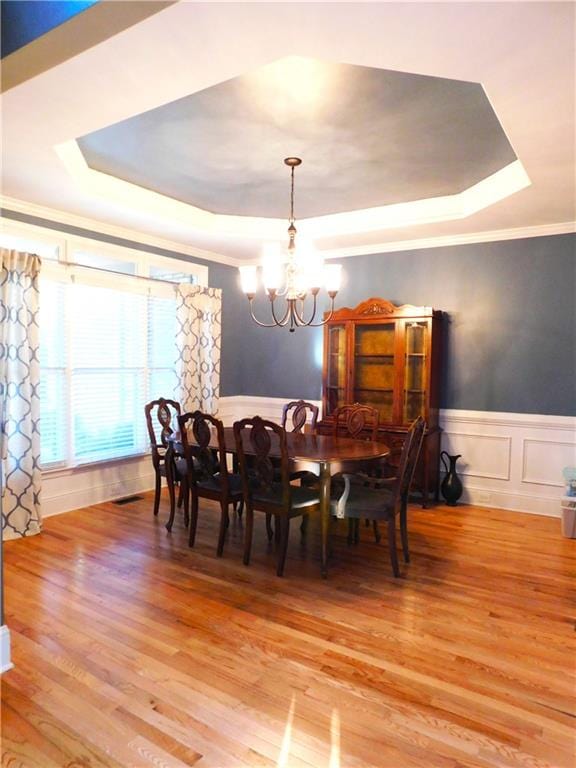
[229,235,576,416]
[3,209,575,416]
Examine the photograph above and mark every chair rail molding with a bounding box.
[219,397,575,518]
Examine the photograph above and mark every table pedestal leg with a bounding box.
[320,462,331,579]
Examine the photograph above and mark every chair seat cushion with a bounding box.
[197,472,243,495]
[330,484,395,519]
[159,457,188,479]
[252,483,320,511]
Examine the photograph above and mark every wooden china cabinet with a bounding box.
[318,298,443,505]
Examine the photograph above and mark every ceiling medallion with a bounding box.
[239,158,342,332]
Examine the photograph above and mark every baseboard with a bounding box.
[219,396,573,518]
[0,625,13,674]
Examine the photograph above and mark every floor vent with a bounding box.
[113,495,144,505]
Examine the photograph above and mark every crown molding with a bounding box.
[2,195,573,268]
[320,221,576,260]
[0,195,242,268]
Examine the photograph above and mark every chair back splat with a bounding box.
[145,398,181,458]
[179,410,227,485]
[234,416,291,510]
[332,403,379,441]
[281,400,319,434]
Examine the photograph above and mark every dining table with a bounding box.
[166,427,390,578]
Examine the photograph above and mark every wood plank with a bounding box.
[2,491,575,767]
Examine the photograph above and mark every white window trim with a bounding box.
[0,218,209,286]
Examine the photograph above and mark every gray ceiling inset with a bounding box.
[77,57,516,219]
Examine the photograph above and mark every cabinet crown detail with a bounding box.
[327,297,438,321]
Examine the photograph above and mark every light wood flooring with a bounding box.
[1,491,575,768]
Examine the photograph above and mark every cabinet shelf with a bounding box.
[354,387,393,392]
[354,353,394,359]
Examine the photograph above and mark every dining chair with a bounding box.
[279,400,321,535]
[144,397,188,520]
[332,403,380,440]
[178,410,244,555]
[331,416,426,577]
[233,416,321,577]
[281,399,319,433]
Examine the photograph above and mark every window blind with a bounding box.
[39,278,178,468]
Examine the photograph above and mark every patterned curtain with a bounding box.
[175,285,222,414]
[0,250,42,541]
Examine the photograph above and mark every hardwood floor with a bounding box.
[2,492,575,768]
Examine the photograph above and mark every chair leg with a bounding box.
[277,517,290,577]
[400,498,410,563]
[274,516,282,546]
[217,500,229,557]
[153,471,161,516]
[165,459,176,532]
[188,492,199,547]
[177,483,184,508]
[237,500,244,519]
[300,514,309,540]
[387,516,400,577]
[354,518,360,545]
[181,480,189,528]
[243,508,254,565]
[265,513,274,542]
[372,520,381,543]
[181,481,190,532]
[347,519,354,545]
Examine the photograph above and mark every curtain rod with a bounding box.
[51,259,191,287]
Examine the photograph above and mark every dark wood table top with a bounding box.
[170,427,390,465]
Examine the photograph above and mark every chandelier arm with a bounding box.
[247,298,289,328]
[303,295,337,327]
[270,296,292,326]
[303,293,319,326]
[291,293,316,326]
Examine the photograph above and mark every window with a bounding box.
[39,279,178,467]
[1,219,207,470]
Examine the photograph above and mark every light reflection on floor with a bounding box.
[276,694,341,767]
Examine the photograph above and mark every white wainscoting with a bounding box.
[219,397,575,518]
[39,397,574,520]
[437,409,574,517]
[42,455,155,518]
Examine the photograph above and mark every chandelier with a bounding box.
[239,158,342,332]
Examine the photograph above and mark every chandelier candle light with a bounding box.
[239,158,342,332]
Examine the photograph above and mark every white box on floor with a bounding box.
[560,497,576,538]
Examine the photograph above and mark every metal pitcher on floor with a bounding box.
[440,451,463,506]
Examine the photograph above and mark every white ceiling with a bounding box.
[2,1,575,265]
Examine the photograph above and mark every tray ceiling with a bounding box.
[77,57,516,220]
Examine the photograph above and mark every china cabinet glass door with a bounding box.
[403,321,427,421]
[353,323,396,423]
[326,324,347,415]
